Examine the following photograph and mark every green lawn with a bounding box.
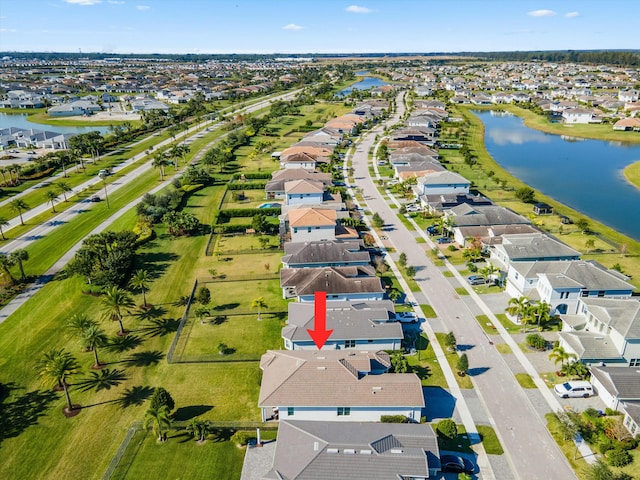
[623,160,640,190]
[434,333,473,389]
[475,315,499,335]
[405,335,447,388]
[419,304,437,318]
[111,429,245,480]
[476,425,504,455]
[515,373,536,389]
[436,424,473,453]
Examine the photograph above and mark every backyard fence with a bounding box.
[166,279,198,364]
[100,421,144,480]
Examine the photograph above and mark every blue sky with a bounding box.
[1,0,638,54]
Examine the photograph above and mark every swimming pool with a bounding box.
[258,203,282,209]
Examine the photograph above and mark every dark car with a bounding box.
[426,225,438,235]
[436,236,452,244]
[89,195,101,202]
[440,454,475,474]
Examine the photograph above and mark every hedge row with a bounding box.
[219,207,280,218]
[232,172,272,180]
[227,182,268,190]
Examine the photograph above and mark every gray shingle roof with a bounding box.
[581,298,640,339]
[258,350,424,409]
[265,420,439,480]
[282,240,370,267]
[283,300,401,342]
[590,367,640,400]
[280,267,384,297]
[558,331,624,361]
[448,205,530,227]
[496,233,581,261]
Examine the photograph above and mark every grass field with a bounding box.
[476,425,504,455]
[623,160,640,190]
[405,334,447,388]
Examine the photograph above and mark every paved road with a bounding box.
[351,95,577,479]
[0,89,301,322]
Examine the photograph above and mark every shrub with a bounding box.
[196,286,211,305]
[447,244,457,252]
[380,415,408,423]
[526,333,547,350]
[606,447,632,467]
[599,439,613,455]
[466,261,478,273]
[436,419,458,440]
[231,430,253,446]
[605,408,622,416]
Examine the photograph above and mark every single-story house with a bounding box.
[258,349,425,422]
[281,240,370,269]
[262,420,441,479]
[282,299,403,351]
[280,265,385,302]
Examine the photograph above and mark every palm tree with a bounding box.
[251,297,268,321]
[186,418,212,442]
[9,198,29,226]
[10,248,28,281]
[129,269,151,308]
[505,296,531,332]
[66,313,98,341]
[56,181,73,202]
[44,190,59,213]
[0,166,8,186]
[532,301,552,331]
[153,153,168,180]
[549,346,577,370]
[37,348,81,412]
[144,404,172,442]
[0,216,9,240]
[100,286,135,336]
[0,253,16,284]
[81,323,108,369]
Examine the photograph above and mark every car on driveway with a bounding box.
[440,454,475,474]
[467,275,485,286]
[426,225,438,235]
[395,311,418,323]
[554,381,594,398]
[436,237,452,244]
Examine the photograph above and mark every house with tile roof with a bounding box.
[589,367,640,424]
[558,298,640,367]
[282,300,402,351]
[281,240,370,269]
[445,204,531,245]
[415,171,470,197]
[265,169,332,199]
[284,179,325,206]
[258,350,424,422]
[288,208,338,242]
[280,266,385,302]
[262,420,441,479]
[505,260,635,315]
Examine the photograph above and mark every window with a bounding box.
[581,291,589,297]
[597,291,605,297]
[337,407,351,416]
[630,359,640,367]
[287,407,294,416]
[344,340,356,348]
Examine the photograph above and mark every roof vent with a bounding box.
[390,448,403,454]
[314,441,319,451]
[327,448,339,454]
[360,449,372,455]
[344,449,356,455]
[317,366,327,370]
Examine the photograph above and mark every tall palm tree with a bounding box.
[505,296,531,332]
[129,269,151,308]
[152,153,168,180]
[100,286,135,336]
[0,216,9,240]
[251,297,268,321]
[144,404,172,442]
[37,348,81,412]
[81,323,108,368]
[45,190,59,213]
[549,346,577,369]
[532,301,552,331]
[0,253,16,285]
[0,167,8,186]
[10,249,29,281]
[56,181,73,202]
[186,418,212,442]
[9,198,29,226]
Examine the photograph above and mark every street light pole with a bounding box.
[99,173,109,208]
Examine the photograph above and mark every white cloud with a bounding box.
[107,0,125,4]
[64,0,102,5]
[282,23,304,31]
[565,11,580,18]
[136,4,150,10]
[346,5,372,14]
[528,9,556,17]
[0,28,17,33]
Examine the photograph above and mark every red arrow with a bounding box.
[307,291,333,350]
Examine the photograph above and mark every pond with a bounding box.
[0,112,109,135]
[337,76,389,96]
[475,110,640,241]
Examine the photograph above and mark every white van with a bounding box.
[554,381,594,398]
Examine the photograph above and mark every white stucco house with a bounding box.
[258,350,424,423]
[415,171,470,197]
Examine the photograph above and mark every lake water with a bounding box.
[338,76,389,96]
[476,110,640,241]
[0,113,109,135]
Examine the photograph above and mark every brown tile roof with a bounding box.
[285,179,325,194]
[280,266,383,296]
[289,208,337,227]
[258,350,424,408]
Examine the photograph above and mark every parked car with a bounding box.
[89,195,101,203]
[405,204,420,212]
[440,454,475,474]
[467,275,485,286]
[426,225,438,235]
[98,169,110,177]
[554,381,594,398]
[395,311,418,323]
[436,237,452,244]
